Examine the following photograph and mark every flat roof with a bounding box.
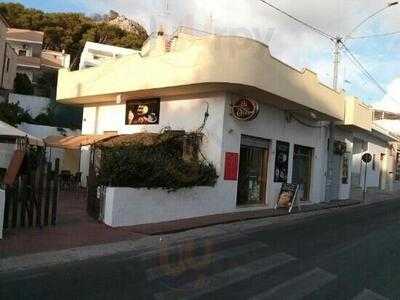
[7,28,44,44]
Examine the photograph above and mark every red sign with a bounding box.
[224,152,239,181]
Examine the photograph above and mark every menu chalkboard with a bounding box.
[275,183,299,213]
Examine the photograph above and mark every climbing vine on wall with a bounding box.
[96,132,218,191]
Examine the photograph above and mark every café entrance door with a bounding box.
[292,145,313,202]
[237,136,269,206]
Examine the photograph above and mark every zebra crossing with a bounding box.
[140,235,388,300]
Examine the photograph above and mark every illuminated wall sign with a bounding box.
[125,98,160,125]
[231,97,260,121]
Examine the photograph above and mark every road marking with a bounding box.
[110,232,246,263]
[153,252,295,300]
[250,268,336,300]
[352,289,388,300]
[146,241,268,281]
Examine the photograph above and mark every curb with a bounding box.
[1,197,399,274]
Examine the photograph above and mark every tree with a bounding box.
[14,73,33,95]
[36,71,58,98]
[0,3,148,70]
[0,102,32,127]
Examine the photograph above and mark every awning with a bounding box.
[0,121,44,146]
[44,134,118,150]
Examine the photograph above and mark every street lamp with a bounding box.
[332,2,399,90]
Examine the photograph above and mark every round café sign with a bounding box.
[231,98,260,121]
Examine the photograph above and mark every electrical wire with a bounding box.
[341,43,387,95]
[258,0,335,41]
[341,42,400,104]
[344,6,390,41]
[348,30,400,40]
[258,0,398,105]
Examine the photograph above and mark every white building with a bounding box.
[56,29,398,227]
[79,41,138,70]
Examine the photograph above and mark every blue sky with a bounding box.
[4,0,96,13]
[3,0,400,111]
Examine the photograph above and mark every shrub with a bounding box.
[14,73,33,95]
[96,132,218,191]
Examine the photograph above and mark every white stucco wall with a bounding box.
[9,93,50,118]
[104,186,238,227]
[223,94,329,206]
[352,131,390,190]
[0,189,5,239]
[81,93,227,186]
[99,92,333,227]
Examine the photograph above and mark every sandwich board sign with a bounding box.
[274,183,300,213]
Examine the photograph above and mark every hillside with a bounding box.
[0,3,148,70]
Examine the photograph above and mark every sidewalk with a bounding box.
[0,188,399,262]
[0,191,145,259]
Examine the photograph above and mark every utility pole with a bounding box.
[332,38,341,90]
[331,2,398,91]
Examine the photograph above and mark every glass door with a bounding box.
[237,137,269,206]
[292,145,313,202]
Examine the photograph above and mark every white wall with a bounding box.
[222,94,329,206]
[100,92,332,227]
[9,93,50,118]
[352,131,390,189]
[0,142,16,169]
[0,189,4,239]
[105,186,239,227]
[81,93,227,185]
[79,41,138,70]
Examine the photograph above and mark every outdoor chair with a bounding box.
[60,170,72,191]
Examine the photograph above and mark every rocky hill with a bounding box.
[108,14,148,38]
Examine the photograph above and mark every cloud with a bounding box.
[87,0,399,102]
[372,78,400,113]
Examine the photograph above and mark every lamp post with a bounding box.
[332,1,399,90]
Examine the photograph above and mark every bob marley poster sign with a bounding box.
[125,98,160,125]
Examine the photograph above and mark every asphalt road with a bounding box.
[2,200,400,300]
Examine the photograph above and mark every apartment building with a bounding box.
[0,14,17,101]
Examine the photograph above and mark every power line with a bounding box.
[341,43,386,94]
[341,43,400,104]
[349,30,400,40]
[258,0,398,103]
[344,6,390,40]
[258,0,335,41]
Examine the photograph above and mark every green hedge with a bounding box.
[96,132,218,191]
